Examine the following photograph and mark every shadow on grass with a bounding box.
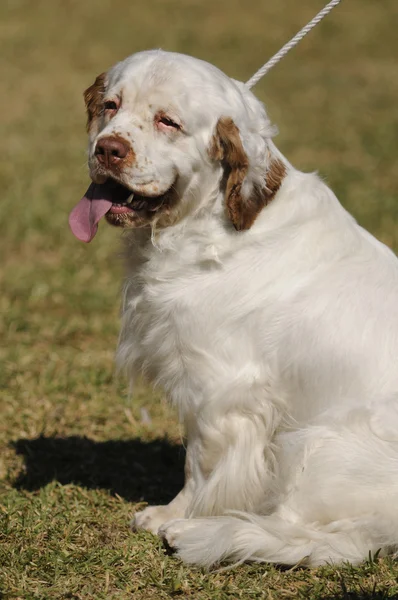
[11,435,185,503]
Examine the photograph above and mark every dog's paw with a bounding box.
[131,505,178,535]
[158,518,197,550]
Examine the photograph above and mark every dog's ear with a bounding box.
[83,72,106,132]
[209,117,286,231]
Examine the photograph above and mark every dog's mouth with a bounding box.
[105,178,168,214]
[69,178,172,243]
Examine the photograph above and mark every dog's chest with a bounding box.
[127,265,217,356]
[121,255,251,404]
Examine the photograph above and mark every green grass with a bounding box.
[1,0,398,597]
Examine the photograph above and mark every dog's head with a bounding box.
[69,50,286,242]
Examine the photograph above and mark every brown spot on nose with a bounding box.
[95,135,130,168]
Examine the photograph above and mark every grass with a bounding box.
[1,0,398,597]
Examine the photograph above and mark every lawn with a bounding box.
[1,0,398,597]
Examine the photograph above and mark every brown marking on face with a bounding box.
[209,117,286,231]
[83,72,106,132]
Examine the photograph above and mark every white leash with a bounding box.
[246,0,343,89]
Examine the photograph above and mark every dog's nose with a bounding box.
[95,136,130,167]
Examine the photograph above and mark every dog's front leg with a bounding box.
[158,406,279,551]
[185,408,276,518]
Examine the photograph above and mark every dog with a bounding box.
[70,50,398,568]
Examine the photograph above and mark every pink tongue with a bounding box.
[69,183,113,243]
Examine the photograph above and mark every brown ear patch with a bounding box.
[83,72,106,132]
[209,117,286,231]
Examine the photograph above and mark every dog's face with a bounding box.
[69,51,284,242]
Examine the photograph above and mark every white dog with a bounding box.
[70,50,398,568]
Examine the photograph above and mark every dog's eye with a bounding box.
[104,100,118,111]
[160,116,179,128]
[156,114,181,131]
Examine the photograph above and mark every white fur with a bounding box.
[91,51,398,567]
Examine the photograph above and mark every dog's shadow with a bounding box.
[12,435,185,504]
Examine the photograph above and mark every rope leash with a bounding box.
[246,0,343,89]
